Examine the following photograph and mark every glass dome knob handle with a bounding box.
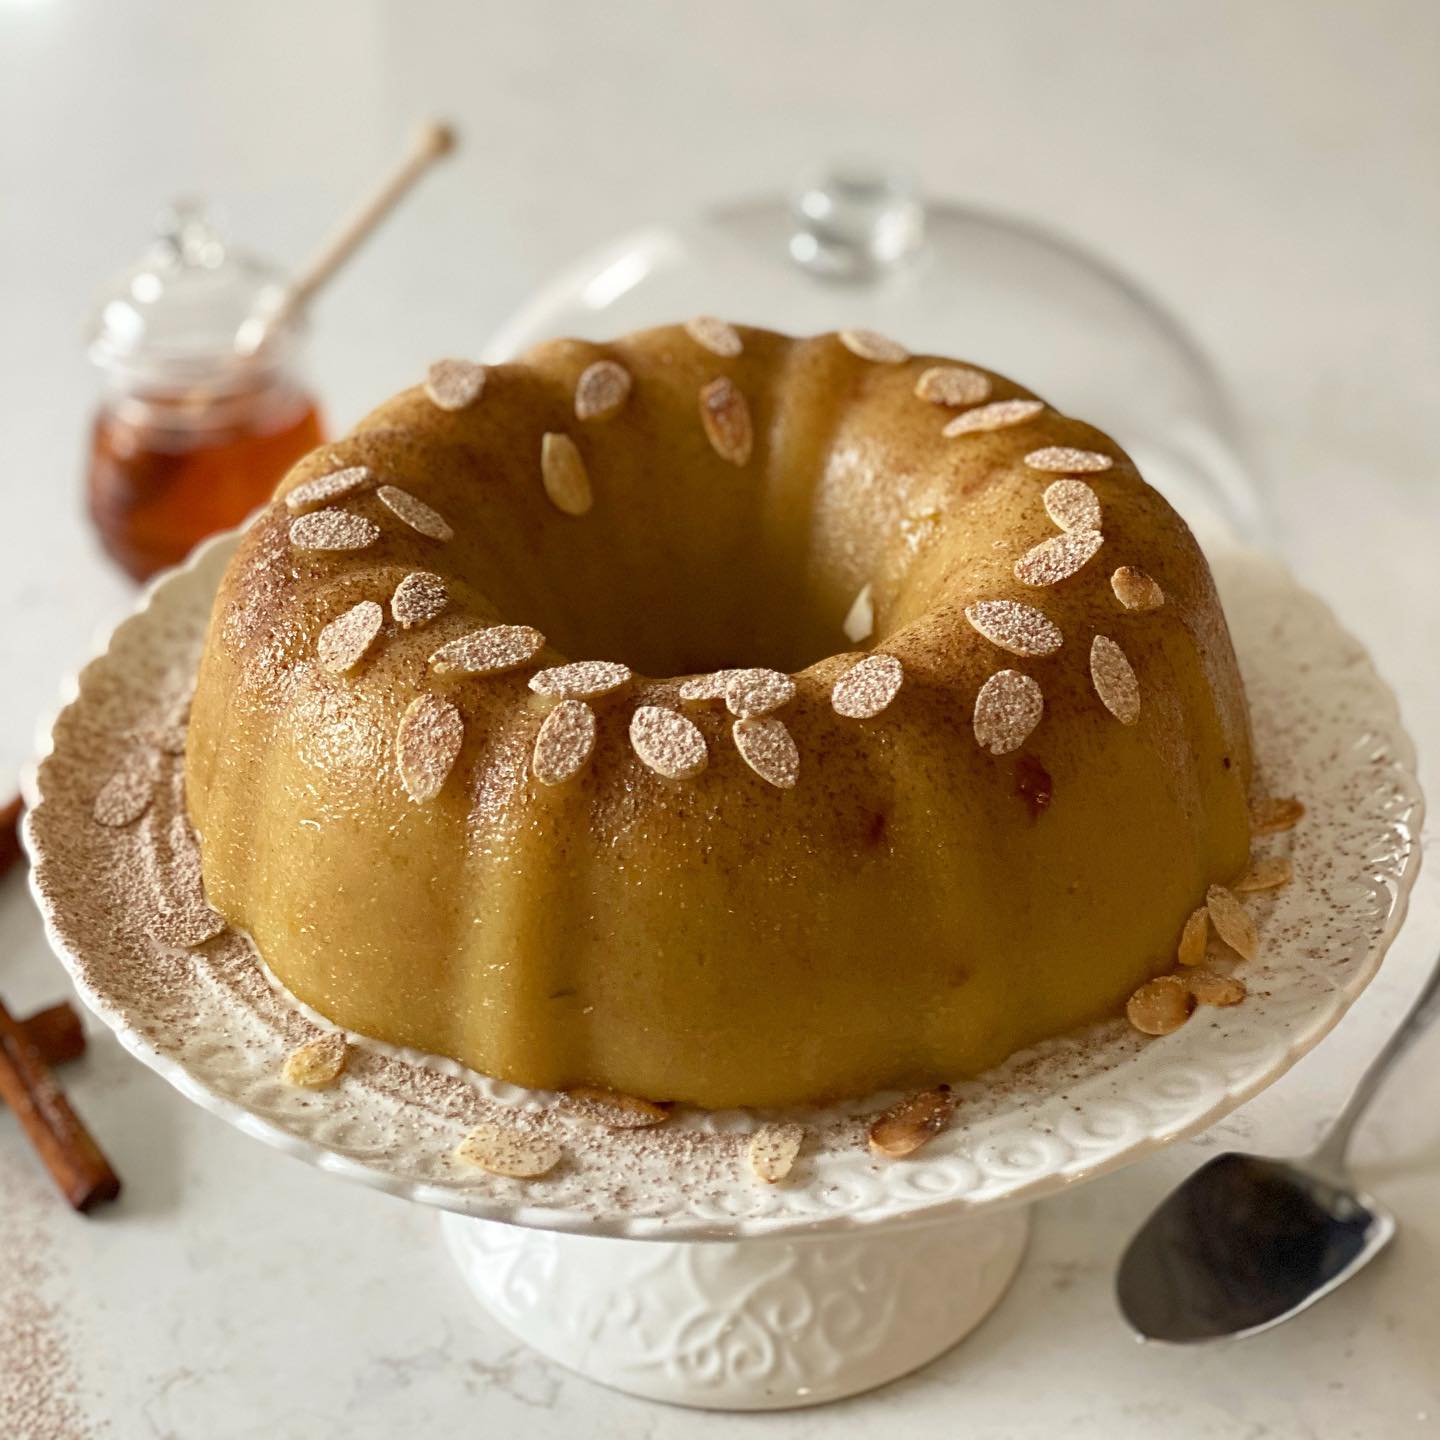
[788,162,926,283]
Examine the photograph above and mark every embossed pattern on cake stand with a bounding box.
[22,530,1423,1409]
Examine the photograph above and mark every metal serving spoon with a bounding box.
[1117,951,1440,1343]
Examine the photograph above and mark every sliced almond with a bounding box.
[289,508,380,552]
[1126,975,1194,1036]
[529,660,632,700]
[1251,795,1305,834]
[1111,566,1165,611]
[541,432,594,516]
[684,315,742,357]
[839,328,909,363]
[1042,479,1102,533]
[1187,969,1247,1007]
[676,672,734,703]
[748,1123,806,1184]
[285,465,375,512]
[1014,528,1104,587]
[1235,856,1293,892]
[699,377,752,465]
[377,485,453,541]
[1177,905,1209,967]
[1023,446,1114,474]
[317,600,384,673]
[1206,884,1258,961]
[868,1086,956,1159]
[455,1122,562,1179]
[629,706,708,779]
[973,669,1044,755]
[282,1033,348,1089]
[723,668,796,718]
[429,625,546,676]
[93,752,157,827]
[532,699,596,786]
[914,365,991,407]
[732,716,800,789]
[565,1086,671,1129]
[831,653,904,719]
[1090,634,1140,724]
[843,582,875,643]
[965,600,1063,657]
[943,398,1044,437]
[425,358,487,412]
[574,359,632,421]
[391,571,448,628]
[395,693,464,803]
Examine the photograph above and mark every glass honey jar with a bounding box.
[86,202,325,581]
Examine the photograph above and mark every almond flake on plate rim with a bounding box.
[839,328,909,363]
[973,669,1044,755]
[1090,634,1140,723]
[1188,969,1247,1007]
[698,377,753,465]
[914,365,990,407]
[285,465,375,512]
[289,508,380,552]
[455,1122,562,1179]
[1023,446,1114,474]
[1206,884,1258,961]
[1177,906,1209,966]
[377,485,453,541]
[565,1087,671,1129]
[629,705,708,779]
[1042,479,1102,533]
[574,359,632,421]
[943,398,1044,437]
[1126,975,1193,1036]
[425,358,487,411]
[532,699,596,786]
[868,1086,956,1159]
[1235,856,1293,892]
[684,315,742,357]
[831,653,904,719]
[1251,795,1305,834]
[430,625,546,676]
[282,1034,348,1089]
[964,600,1063,657]
[748,1123,806,1184]
[391,571,448,628]
[732,716,800,789]
[395,693,464,803]
[541,432,594,516]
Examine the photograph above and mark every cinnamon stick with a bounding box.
[0,792,21,881]
[20,1001,87,1067]
[0,996,119,1212]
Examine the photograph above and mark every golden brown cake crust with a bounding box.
[186,325,1253,1108]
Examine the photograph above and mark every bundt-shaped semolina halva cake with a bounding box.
[185,322,1253,1109]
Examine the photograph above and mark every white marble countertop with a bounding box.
[3,2,1439,1435]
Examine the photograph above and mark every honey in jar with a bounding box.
[87,203,325,581]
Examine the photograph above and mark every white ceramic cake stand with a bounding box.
[22,531,1422,1411]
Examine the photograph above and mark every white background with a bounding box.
[2,2,1438,1435]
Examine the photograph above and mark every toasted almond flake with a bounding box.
[843,582,875,643]
[429,625,546,676]
[1251,795,1305,834]
[630,705,708,779]
[1111,566,1165,611]
[316,600,384,672]
[1206,884,1258,961]
[914,365,991,407]
[868,1086,956,1159]
[289,508,380,552]
[677,672,733,702]
[1178,906,1210,967]
[285,465,375,512]
[565,1087,671,1129]
[377,485,453,541]
[391,571,448,628]
[684,315,742,357]
[455,1122,562,1179]
[1236,856,1293,892]
[529,660,632,699]
[425,358,487,412]
[831,653,904,719]
[1188,969,1248,1007]
[1023,446,1114,474]
[395,693,464,802]
[839,328,909,363]
[1090,634,1140,723]
[93,753,156,827]
[1043,479,1102,533]
[732,716,800,789]
[1015,528,1104,587]
[282,1034,348,1089]
[723,668,796,718]
[748,1123,806,1184]
[973,669,1044,755]
[541,432,594,515]
[532,699,596,786]
[1126,975,1194,1035]
[965,600,1063,657]
[699,377,752,465]
[943,398,1044,437]
[574,359,632,421]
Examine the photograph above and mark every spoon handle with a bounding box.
[1310,947,1440,1173]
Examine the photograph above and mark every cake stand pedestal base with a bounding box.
[441,1206,1030,1410]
